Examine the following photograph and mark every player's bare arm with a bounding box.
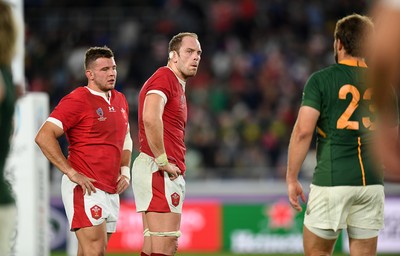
[374,123,400,182]
[369,2,400,88]
[143,93,181,180]
[35,121,97,195]
[286,106,319,211]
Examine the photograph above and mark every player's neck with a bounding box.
[338,55,366,67]
[167,63,187,82]
[339,56,365,63]
[337,50,365,63]
[86,85,111,99]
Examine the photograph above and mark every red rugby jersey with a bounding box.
[138,67,187,174]
[50,87,129,193]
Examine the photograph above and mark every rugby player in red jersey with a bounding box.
[132,32,201,256]
[36,46,132,256]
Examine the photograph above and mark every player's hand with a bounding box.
[116,175,130,194]
[68,171,97,196]
[287,180,306,212]
[159,163,181,181]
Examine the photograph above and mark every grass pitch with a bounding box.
[51,252,398,256]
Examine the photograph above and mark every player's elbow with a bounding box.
[292,125,314,142]
[35,126,53,148]
[143,114,162,130]
[34,130,46,148]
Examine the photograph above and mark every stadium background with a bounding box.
[9,0,400,255]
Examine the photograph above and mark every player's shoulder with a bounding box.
[70,86,87,94]
[54,87,88,111]
[111,88,126,100]
[314,64,339,75]
[152,66,175,80]
[308,64,340,82]
[143,66,176,89]
[63,86,88,100]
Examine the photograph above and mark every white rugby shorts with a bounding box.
[304,184,384,232]
[61,175,119,232]
[131,152,185,213]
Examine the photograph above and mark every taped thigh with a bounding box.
[148,230,181,238]
[347,226,379,239]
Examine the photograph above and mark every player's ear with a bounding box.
[336,38,344,50]
[85,70,93,80]
[169,51,178,61]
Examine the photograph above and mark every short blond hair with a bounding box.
[168,32,198,59]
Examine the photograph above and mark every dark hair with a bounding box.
[334,14,373,58]
[168,32,198,59]
[84,46,114,69]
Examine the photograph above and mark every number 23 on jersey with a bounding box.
[336,84,375,131]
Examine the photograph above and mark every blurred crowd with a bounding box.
[24,0,369,180]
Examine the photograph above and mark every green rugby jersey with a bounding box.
[302,59,388,186]
[0,65,16,205]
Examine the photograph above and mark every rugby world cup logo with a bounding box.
[96,107,107,121]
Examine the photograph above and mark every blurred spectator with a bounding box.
[24,0,369,181]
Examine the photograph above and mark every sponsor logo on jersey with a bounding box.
[90,205,102,220]
[96,107,107,121]
[171,192,180,207]
[108,106,116,112]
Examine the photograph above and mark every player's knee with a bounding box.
[82,244,107,256]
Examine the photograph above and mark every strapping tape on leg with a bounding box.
[143,228,150,237]
[148,230,181,237]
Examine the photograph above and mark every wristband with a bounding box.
[120,166,131,181]
[155,153,168,167]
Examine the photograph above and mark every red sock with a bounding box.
[150,254,168,256]
[141,252,150,256]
